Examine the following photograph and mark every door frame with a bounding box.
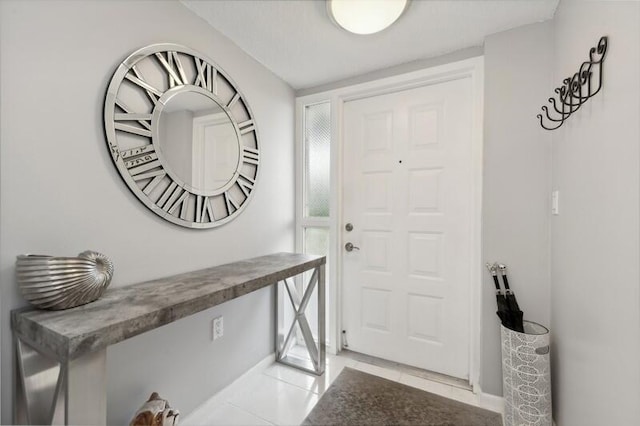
[295,56,484,389]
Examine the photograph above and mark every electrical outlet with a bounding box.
[212,316,224,340]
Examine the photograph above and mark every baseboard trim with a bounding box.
[475,388,557,426]
[182,352,275,424]
[475,386,504,414]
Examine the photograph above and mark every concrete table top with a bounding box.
[12,252,325,361]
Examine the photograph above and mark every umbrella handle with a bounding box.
[498,263,511,290]
[486,262,502,292]
[492,276,502,293]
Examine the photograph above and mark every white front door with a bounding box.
[342,78,473,379]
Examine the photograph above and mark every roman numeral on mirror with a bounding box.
[128,159,163,177]
[195,195,214,223]
[114,113,152,129]
[125,66,162,106]
[237,173,255,197]
[194,58,217,94]
[114,99,152,137]
[167,188,190,220]
[124,152,158,170]
[114,123,151,138]
[120,145,155,160]
[224,191,240,216]
[241,147,260,165]
[238,119,255,135]
[161,185,189,219]
[133,168,164,182]
[157,181,178,208]
[155,51,187,88]
[142,172,166,195]
[227,93,240,109]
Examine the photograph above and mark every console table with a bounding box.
[11,252,325,425]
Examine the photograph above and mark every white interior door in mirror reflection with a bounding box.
[193,113,239,190]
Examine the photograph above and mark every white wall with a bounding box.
[296,46,483,97]
[481,21,554,396]
[550,1,640,425]
[0,1,295,424]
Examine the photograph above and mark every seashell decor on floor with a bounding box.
[16,250,114,310]
[130,392,179,426]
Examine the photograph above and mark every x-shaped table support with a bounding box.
[276,264,325,375]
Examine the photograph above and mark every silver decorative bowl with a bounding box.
[16,251,114,310]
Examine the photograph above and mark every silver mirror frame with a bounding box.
[104,43,260,229]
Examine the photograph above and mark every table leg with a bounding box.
[14,336,106,425]
[14,338,62,425]
[276,264,326,375]
[65,350,106,425]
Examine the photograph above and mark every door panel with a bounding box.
[342,78,473,379]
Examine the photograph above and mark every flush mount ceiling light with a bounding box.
[327,0,409,35]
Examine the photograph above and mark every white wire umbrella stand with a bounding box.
[501,321,552,426]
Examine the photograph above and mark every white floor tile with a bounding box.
[187,402,273,426]
[325,356,357,380]
[262,354,357,396]
[182,390,230,425]
[326,353,357,369]
[262,363,324,394]
[225,374,319,425]
[186,354,486,426]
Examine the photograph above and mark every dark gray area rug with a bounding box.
[302,368,502,426]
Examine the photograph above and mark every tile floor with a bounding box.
[184,351,496,426]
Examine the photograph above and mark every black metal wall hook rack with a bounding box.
[537,36,608,131]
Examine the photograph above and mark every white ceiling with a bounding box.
[181,0,559,90]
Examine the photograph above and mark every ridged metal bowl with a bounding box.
[16,251,114,310]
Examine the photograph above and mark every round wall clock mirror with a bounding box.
[104,44,259,228]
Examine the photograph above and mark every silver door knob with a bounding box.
[345,242,360,252]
